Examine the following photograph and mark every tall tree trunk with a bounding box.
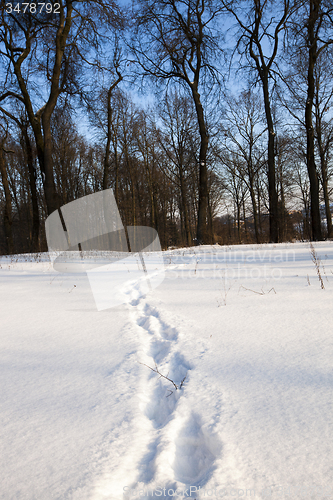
[103,87,113,191]
[279,153,286,242]
[42,112,62,214]
[262,76,279,242]
[237,202,241,243]
[103,73,123,192]
[9,0,73,216]
[179,166,192,246]
[191,87,211,245]
[0,143,14,254]
[306,0,323,240]
[145,162,156,229]
[321,167,332,238]
[207,192,214,243]
[124,147,136,226]
[315,91,332,238]
[243,197,248,241]
[179,198,185,245]
[249,181,260,244]
[22,126,40,251]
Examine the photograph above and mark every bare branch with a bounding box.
[139,361,187,391]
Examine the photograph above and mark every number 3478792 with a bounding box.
[5,3,60,13]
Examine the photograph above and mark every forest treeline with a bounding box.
[1,0,333,254]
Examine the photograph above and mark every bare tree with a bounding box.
[314,51,333,238]
[0,0,123,215]
[157,91,199,245]
[131,0,222,244]
[0,2,75,214]
[101,51,124,192]
[220,90,267,243]
[218,152,247,242]
[304,0,327,240]
[288,0,333,240]
[223,0,295,242]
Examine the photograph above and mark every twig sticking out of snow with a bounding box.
[216,269,232,306]
[239,285,264,295]
[139,362,187,396]
[238,285,276,295]
[309,242,325,289]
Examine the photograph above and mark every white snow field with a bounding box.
[0,241,333,500]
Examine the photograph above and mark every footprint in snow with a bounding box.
[173,412,222,485]
[143,381,181,429]
[148,338,171,364]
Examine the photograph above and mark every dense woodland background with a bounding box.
[1,0,333,254]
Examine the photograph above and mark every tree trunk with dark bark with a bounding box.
[315,88,332,238]
[103,87,113,191]
[22,126,40,251]
[262,76,279,242]
[103,73,123,192]
[179,166,192,246]
[306,0,323,241]
[191,86,211,245]
[249,180,260,244]
[7,1,74,216]
[0,142,14,254]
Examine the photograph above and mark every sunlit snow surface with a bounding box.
[0,242,332,500]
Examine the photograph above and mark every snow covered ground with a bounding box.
[0,241,332,500]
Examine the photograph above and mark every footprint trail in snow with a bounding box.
[119,278,223,498]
